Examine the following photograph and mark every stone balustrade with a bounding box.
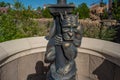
[0,37,120,80]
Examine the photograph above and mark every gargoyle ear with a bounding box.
[60,13,64,20]
[65,11,69,18]
[76,12,79,18]
[65,11,67,16]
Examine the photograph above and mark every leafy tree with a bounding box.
[83,23,116,41]
[42,8,52,18]
[112,0,120,20]
[0,1,10,9]
[0,1,47,42]
[34,6,42,18]
[23,5,33,18]
[27,5,32,11]
[77,3,90,19]
[0,14,25,42]
[0,1,7,7]
[37,6,41,11]
[0,12,48,42]
[102,8,109,19]
[69,2,74,5]
[14,0,24,10]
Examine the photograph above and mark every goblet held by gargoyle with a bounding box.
[45,11,83,80]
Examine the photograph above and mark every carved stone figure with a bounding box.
[45,12,82,80]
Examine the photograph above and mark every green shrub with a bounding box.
[83,21,116,41]
[0,14,25,42]
[0,14,48,42]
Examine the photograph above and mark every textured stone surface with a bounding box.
[0,39,31,56]
[0,64,7,80]
[18,53,39,80]
[89,55,104,80]
[0,37,120,66]
[0,53,46,80]
[0,47,8,61]
[0,37,120,80]
[114,66,120,80]
[0,52,120,80]
[76,53,89,79]
[27,37,47,48]
[81,38,104,52]
[76,75,91,80]
[5,60,18,80]
[90,55,115,80]
[0,69,1,79]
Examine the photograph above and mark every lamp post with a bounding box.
[45,0,82,80]
[57,0,66,4]
[48,0,75,15]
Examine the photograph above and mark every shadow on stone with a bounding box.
[113,25,120,43]
[27,61,49,80]
[93,60,116,80]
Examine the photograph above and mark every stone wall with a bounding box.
[0,52,120,80]
[0,37,120,80]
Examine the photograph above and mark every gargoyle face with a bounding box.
[61,13,79,41]
[62,26,77,41]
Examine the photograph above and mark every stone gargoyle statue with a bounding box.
[45,12,83,80]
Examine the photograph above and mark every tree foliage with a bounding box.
[13,1,24,10]
[112,0,120,20]
[0,1,47,42]
[102,8,109,19]
[42,8,52,18]
[0,1,10,7]
[0,14,24,42]
[83,22,116,41]
[77,3,90,19]
[0,1,117,42]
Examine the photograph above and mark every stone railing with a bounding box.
[0,37,120,80]
[0,37,120,65]
[0,37,120,67]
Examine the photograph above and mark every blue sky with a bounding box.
[0,0,108,9]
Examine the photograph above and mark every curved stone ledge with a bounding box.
[0,37,120,67]
[81,38,120,59]
[0,37,47,61]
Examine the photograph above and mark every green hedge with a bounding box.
[0,15,116,42]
